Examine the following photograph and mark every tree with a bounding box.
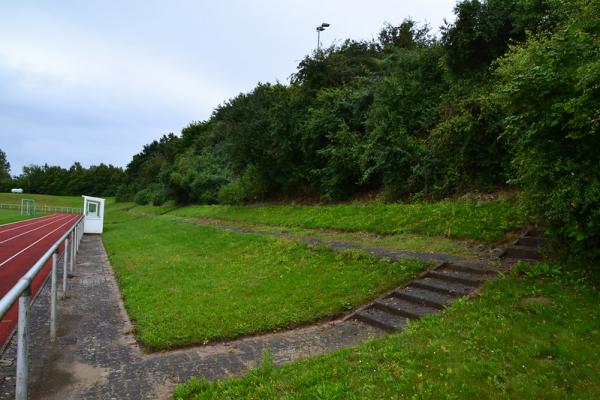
[496,0,600,259]
[0,148,10,180]
[0,148,12,191]
[442,0,565,76]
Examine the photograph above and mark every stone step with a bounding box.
[426,269,485,287]
[410,277,474,296]
[516,236,546,248]
[502,245,541,261]
[373,298,439,319]
[388,287,454,310]
[443,263,498,276]
[354,308,408,332]
[526,228,545,237]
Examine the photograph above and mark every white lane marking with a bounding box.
[0,214,62,233]
[0,215,72,245]
[0,216,78,268]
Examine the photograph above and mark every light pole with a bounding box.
[316,22,330,52]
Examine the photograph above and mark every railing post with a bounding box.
[63,238,69,298]
[72,230,77,267]
[69,232,74,273]
[50,252,58,339]
[15,289,30,400]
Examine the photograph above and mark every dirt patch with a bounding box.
[31,360,108,400]
[521,296,553,306]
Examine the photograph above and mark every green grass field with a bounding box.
[143,197,526,243]
[175,263,600,399]
[103,207,429,350]
[0,209,35,225]
[0,192,86,209]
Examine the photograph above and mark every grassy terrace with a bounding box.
[162,196,526,243]
[103,206,429,350]
[175,263,600,399]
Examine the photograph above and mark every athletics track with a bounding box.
[0,213,81,348]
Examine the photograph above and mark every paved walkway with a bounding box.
[0,236,383,399]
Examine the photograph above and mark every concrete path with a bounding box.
[0,235,383,399]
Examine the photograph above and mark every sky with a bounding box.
[0,0,457,175]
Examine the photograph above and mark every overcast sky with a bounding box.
[0,0,457,175]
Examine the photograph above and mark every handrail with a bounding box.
[0,203,83,215]
[0,214,85,400]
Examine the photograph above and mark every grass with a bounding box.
[0,209,34,225]
[102,207,430,350]
[161,197,526,243]
[175,263,600,399]
[180,218,482,257]
[114,203,485,257]
[0,192,88,208]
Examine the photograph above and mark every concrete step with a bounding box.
[389,287,454,310]
[410,277,474,296]
[444,263,498,276]
[526,228,545,237]
[374,298,439,319]
[516,236,546,248]
[502,245,542,261]
[354,308,408,332]
[426,269,485,287]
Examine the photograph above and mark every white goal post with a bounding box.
[20,198,36,216]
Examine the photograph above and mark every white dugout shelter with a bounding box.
[82,195,105,234]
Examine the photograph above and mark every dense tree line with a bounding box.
[113,0,598,260]
[0,153,125,198]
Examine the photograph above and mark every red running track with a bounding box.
[0,213,81,348]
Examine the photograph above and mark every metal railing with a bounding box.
[0,203,83,215]
[0,215,84,400]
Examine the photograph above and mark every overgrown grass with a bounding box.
[102,208,430,350]
[182,218,481,257]
[175,263,600,399]
[166,197,526,243]
[114,203,484,257]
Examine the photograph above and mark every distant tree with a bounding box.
[378,19,432,51]
[0,148,12,191]
[0,148,10,180]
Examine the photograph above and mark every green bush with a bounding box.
[134,184,168,206]
[496,1,600,259]
[217,166,263,205]
[134,188,152,205]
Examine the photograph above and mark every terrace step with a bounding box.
[351,230,544,335]
[373,298,439,319]
[526,228,545,237]
[443,263,498,276]
[354,308,408,332]
[388,287,454,310]
[410,277,475,296]
[516,236,545,248]
[426,269,485,287]
[502,245,541,261]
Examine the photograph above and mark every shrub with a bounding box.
[496,2,600,260]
